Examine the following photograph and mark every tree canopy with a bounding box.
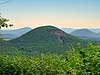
[0,16,13,29]
[0,15,13,42]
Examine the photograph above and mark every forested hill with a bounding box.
[3,26,89,54]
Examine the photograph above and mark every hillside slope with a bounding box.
[6,26,88,54]
[70,29,100,41]
[0,27,32,40]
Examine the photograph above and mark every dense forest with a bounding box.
[0,44,100,75]
[2,26,91,54]
[0,25,100,75]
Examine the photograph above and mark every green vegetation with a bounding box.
[1,26,99,55]
[0,15,13,29]
[5,26,89,54]
[0,26,100,75]
[0,15,13,43]
[0,44,100,75]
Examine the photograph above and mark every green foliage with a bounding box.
[0,16,13,29]
[0,15,13,43]
[6,26,88,54]
[66,43,100,75]
[0,38,4,43]
[0,44,100,75]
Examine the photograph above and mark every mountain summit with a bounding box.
[70,29,100,40]
[7,26,87,54]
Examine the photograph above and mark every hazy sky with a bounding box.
[0,0,100,29]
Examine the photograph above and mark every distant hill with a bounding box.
[6,26,88,54]
[70,29,100,41]
[61,28,76,33]
[1,34,18,41]
[1,27,100,41]
[61,28,100,33]
[0,27,32,40]
[89,28,100,33]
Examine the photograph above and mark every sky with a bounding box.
[0,0,100,29]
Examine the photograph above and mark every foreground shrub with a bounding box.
[0,44,100,75]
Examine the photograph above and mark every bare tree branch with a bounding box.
[0,0,9,5]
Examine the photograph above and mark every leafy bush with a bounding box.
[0,44,100,75]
